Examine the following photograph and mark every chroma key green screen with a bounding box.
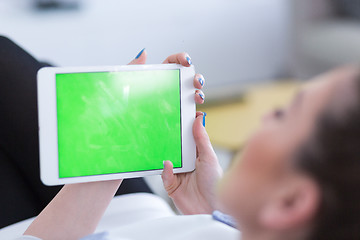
[55,70,182,178]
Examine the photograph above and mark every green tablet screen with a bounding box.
[56,70,182,178]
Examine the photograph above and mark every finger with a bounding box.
[196,111,203,117]
[193,113,216,160]
[128,48,147,65]
[162,52,192,67]
[194,74,205,89]
[195,90,205,104]
[195,111,205,157]
[161,160,176,191]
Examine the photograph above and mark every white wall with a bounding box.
[0,0,291,89]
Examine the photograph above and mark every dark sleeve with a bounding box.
[0,36,62,228]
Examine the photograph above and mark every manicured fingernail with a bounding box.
[199,77,204,87]
[135,48,145,59]
[199,93,205,100]
[203,112,207,127]
[186,56,192,65]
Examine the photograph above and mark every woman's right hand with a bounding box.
[162,112,223,214]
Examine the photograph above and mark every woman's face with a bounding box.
[217,67,359,227]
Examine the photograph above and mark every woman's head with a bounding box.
[217,66,360,239]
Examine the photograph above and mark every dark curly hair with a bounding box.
[296,75,360,239]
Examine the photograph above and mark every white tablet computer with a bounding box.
[37,64,196,186]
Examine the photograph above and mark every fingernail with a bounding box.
[186,56,192,65]
[199,77,204,87]
[199,93,205,100]
[203,112,207,127]
[135,48,145,59]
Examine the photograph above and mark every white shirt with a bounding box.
[5,193,240,240]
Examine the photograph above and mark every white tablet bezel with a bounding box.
[37,64,196,186]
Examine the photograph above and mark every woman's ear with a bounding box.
[259,176,320,231]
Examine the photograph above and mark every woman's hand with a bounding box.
[132,50,220,215]
[160,53,223,215]
[162,113,222,215]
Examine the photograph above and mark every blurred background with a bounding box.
[0,0,291,99]
[1,0,360,201]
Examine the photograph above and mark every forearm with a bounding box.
[24,179,122,240]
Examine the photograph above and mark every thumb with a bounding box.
[161,160,176,193]
[128,48,147,65]
[193,113,216,160]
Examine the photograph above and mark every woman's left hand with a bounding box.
[160,53,222,214]
[132,50,219,214]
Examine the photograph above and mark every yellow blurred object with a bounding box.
[198,81,301,151]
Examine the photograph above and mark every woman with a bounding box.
[20,52,360,239]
